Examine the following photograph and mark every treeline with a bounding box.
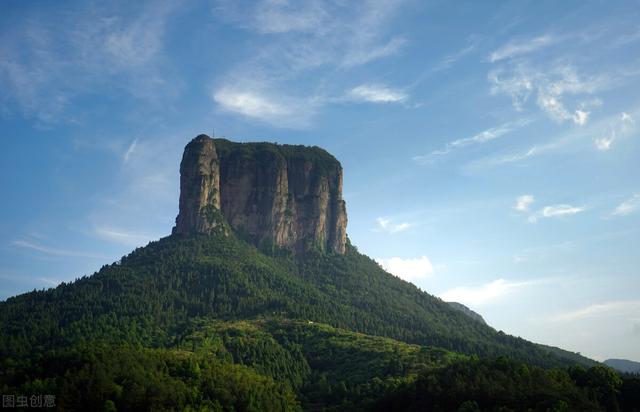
[2,321,638,411]
[373,357,640,412]
[0,344,299,411]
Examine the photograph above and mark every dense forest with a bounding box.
[1,228,638,410]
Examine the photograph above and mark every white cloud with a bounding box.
[439,278,536,306]
[621,112,634,123]
[213,0,407,69]
[251,0,330,34]
[612,194,640,216]
[376,256,434,281]
[208,0,408,128]
[573,110,589,125]
[488,66,533,111]
[347,84,407,103]
[594,133,614,151]
[528,204,585,222]
[542,204,585,217]
[594,111,636,151]
[341,36,406,68]
[123,138,138,164]
[376,217,411,234]
[552,300,640,322]
[213,86,312,128]
[94,226,159,247]
[413,119,530,164]
[432,40,478,72]
[489,35,556,62]
[514,195,534,212]
[215,88,290,118]
[0,1,180,123]
[36,277,61,287]
[469,108,639,168]
[11,240,107,259]
[489,64,608,125]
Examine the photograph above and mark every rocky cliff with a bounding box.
[173,135,347,255]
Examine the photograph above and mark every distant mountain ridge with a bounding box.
[605,358,640,374]
[447,301,486,324]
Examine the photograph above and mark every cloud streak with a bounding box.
[469,109,639,168]
[413,119,531,164]
[612,194,640,217]
[210,0,408,127]
[527,204,585,223]
[0,1,181,124]
[489,35,557,62]
[346,84,408,103]
[94,226,160,247]
[439,278,542,306]
[552,300,640,322]
[376,256,434,281]
[213,87,314,128]
[489,64,606,125]
[11,240,107,259]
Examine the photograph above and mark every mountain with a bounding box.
[605,359,640,374]
[173,136,347,255]
[447,301,486,324]
[1,135,636,411]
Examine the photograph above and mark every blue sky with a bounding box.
[1,0,639,361]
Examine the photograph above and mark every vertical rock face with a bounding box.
[173,135,348,255]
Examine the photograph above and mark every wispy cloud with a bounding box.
[552,300,640,322]
[213,86,314,128]
[346,84,408,104]
[11,240,107,259]
[528,204,585,223]
[0,1,181,124]
[123,138,138,164]
[376,217,411,234]
[489,64,606,125]
[36,277,61,287]
[489,34,557,62]
[594,133,614,151]
[210,0,408,127]
[433,38,480,72]
[469,109,639,168]
[593,112,634,151]
[414,119,530,164]
[342,37,406,68]
[439,278,544,306]
[514,195,535,212]
[375,256,434,281]
[612,194,640,217]
[513,241,574,264]
[94,226,159,247]
[85,132,186,248]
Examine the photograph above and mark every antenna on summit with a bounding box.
[211,128,215,138]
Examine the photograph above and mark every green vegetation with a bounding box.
[0,227,637,410]
[373,358,627,412]
[1,344,299,411]
[0,232,594,367]
[213,138,341,178]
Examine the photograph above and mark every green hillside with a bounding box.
[2,229,635,411]
[0,230,591,367]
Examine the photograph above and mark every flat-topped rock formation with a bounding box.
[173,135,347,255]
